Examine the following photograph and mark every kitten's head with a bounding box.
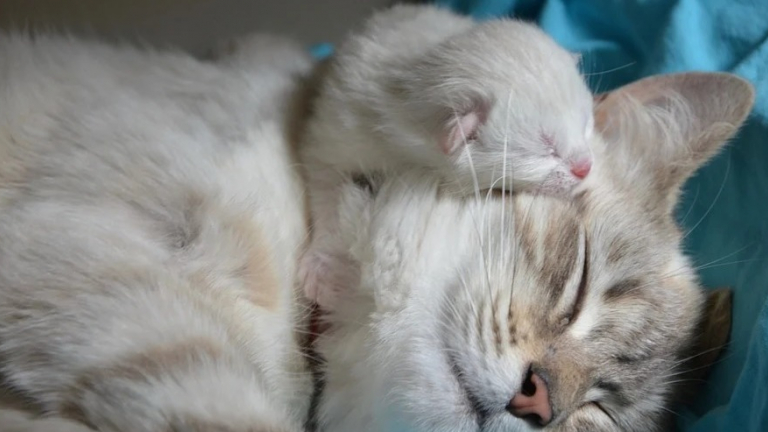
[390,20,594,197]
[318,72,754,432]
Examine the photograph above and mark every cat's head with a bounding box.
[317,72,754,431]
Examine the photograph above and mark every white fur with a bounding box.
[317,72,755,432]
[0,34,313,431]
[0,26,753,432]
[300,4,595,308]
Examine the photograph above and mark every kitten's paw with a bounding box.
[299,250,358,311]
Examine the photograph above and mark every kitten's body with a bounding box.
[0,34,314,431]
[300,5,595,308]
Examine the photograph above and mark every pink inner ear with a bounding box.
[440,111,482,155]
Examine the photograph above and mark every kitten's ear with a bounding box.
[676,288,732,404]
[439,102,489,155]
[594,72,755,214]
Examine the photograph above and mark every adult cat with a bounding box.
[314,73,754,431]
[0,34,754,432]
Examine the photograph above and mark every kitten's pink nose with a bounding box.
[507,370,553,426]
[570,158,592,179]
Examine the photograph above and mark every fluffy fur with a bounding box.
[0,34,315,431]
[300,4,595,308]
[316,72,755,431]
[0,29,754,432]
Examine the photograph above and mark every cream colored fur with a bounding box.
[0,34,314,431]
[316,72,755,432]
[299,4,595,309]
[0,24,755,432]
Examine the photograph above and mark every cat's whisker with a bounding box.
[664,378,708,388]
[693,257,764,272]
[612,246,760,298]
[678,184,700,224]
[690,242,756,269]
[458,271,480,319]
[683,157,730,239]
[655,405,683,418]
[658,345,736,375]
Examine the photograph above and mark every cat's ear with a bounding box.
[594,72,755,214]
[439,101,490,156]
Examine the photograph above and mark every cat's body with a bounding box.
[300,5,595,308]
[0,34,314,431]
[0,29,755,432]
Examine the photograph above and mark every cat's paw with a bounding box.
[299,250,358,311]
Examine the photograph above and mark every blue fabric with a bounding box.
[310,43,334,59]
[432,1,768,431]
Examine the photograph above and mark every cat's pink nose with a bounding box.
[570,158,592,179]
[507,370,553,426]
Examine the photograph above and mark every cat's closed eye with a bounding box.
[558,232,589,327]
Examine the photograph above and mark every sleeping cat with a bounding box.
[0,34,316,431]
[299,4,595,309]
[315,72,755,431]
[0,32,753,432]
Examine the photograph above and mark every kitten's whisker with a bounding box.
[501,88,514,268]
[583,61,637,78]
[456,110,481,203]
[455,111,495,309]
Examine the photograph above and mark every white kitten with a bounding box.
[300,4,595,309]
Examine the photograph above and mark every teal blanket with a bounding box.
[436,1,768,431]
[312,1,768,430]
